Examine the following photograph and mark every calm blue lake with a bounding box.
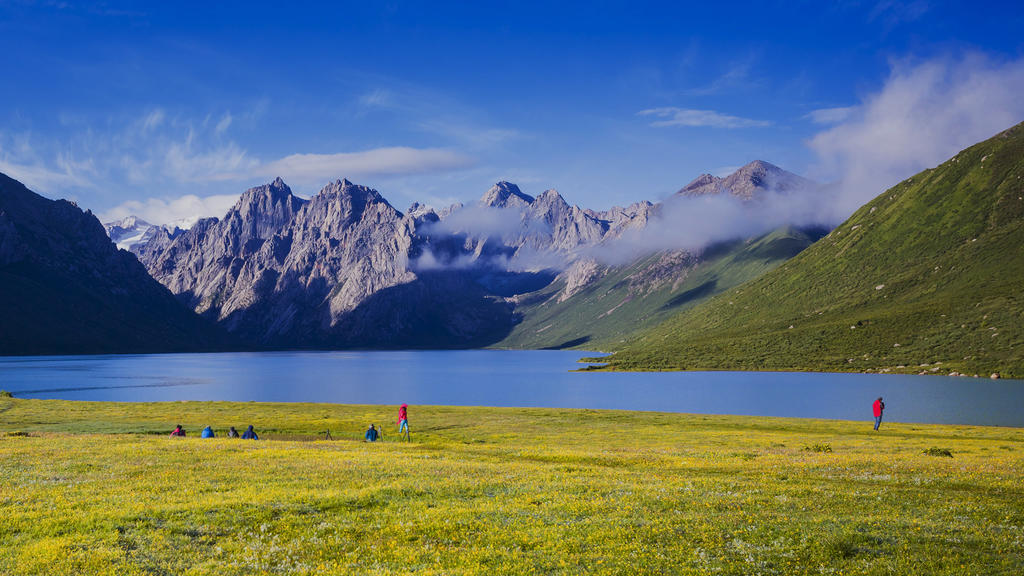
[1,350,1021,427]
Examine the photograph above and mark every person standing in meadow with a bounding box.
[241,425,259,440]
[397,403,409,440]
[873,397,885,430]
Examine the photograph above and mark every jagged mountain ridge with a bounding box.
[135,161,817,348]
[0,172,229,355]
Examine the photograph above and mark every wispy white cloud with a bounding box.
[350,80,524,151]
[808,53,1024,220]
[358,88,395,109]
[804,106,858,125]
[0,106,478,220]
[415,120,522,149]
[0,132,95,195]
[164,137,256,183]
[0,157,90,194]
[681,56,760,97]
[638,107,772,129]
[868,0,930,27]
[140,109,166,132]
[255,147,474,185]
[215,113,232,135]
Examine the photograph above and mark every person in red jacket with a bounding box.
[169,424,185,437]
[397,403,409,441]
[872,397,885,430]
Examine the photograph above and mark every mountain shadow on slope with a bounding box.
[216,269,520,349]
[661,279,719,311]
[0,173,232,355]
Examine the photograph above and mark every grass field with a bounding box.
[1,396,1023,575]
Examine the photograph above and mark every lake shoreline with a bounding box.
[3,350,1023,427]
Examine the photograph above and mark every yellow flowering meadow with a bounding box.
[1,397,1022,575]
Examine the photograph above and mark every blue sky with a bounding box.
[1,1,1023,224]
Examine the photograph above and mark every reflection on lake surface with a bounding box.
[1,350,1021,427]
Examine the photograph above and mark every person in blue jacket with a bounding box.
[365,424,379,442]
[241,425,259,440]
[201,426,215,438]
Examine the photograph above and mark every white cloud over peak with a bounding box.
[638,107,772,129]
[99,193,240,227]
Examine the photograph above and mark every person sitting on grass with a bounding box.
[201,426,215,438]
[228,426,240,438]
[169,425,185,437]
[241,425,259,440]
[365,424,379,442]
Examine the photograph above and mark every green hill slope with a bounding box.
[497,226,824,350]
[602,122,1024,377]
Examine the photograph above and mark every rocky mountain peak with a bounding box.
[676,160,811,201]
[727,160,786,189]
[224,178,306,242]
[680,173,721,193]
[406,202,437,219]
[318,178,384,202]
[481,181,534,208]
[236,178,297,208]
[531,189,571,218]
[535,189,565,204]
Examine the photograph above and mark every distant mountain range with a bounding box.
[123,161,814,349]
[601,121,1024,378]
[5,117,1020,379]
[0,173,229,355]
[103,216,191,251]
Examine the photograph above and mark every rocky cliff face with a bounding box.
[0,172,229,355]
[138,178,521,347]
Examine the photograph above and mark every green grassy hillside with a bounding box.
[498,227,823,351]
[602,122,1024,377]
[2,397,1022,575]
